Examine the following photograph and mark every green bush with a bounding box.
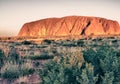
[77,63,98,84]
[0,49,5,67]
[77,39,84,47]
[1,63,35,83]
[26,54,54,60]
[2,69,19,79]
[36,45,47,48]
[1,61,35,80]
[20,68,35,76]
[112,40,118,43]
[42,39,53,44]
[2,69,19,84]
[62,42,77,47]
[1,63,19,84]
[101,72,114,84]
[39,52,98,84]
[99,51,120,83]
[7,49,21,64]
[22,40,33,45]
[39,44,120,84]
[83,44,120,83]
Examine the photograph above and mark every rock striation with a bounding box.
[18,16,120,36]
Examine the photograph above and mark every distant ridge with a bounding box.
[18,16,120,37]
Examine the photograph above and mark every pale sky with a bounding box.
[0,0,120,36]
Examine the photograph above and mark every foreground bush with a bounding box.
[0,60,35,84]
[83,45,120,84]
[39,44,120,84]
[7,48,20,64]
[0,62,19,84]
[39,52,98,84]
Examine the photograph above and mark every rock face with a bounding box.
[18,16,120,36]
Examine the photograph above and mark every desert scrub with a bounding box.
[0,49,5,68]
[21,40,33,45]
[42,39,53,45]
[25,54,54,60]
[7,48,20,64]
[77,63,98,84]
[62,42,77,47]
[19,68,35,77]
[61,39,77,47]
[36,45,48,48]
[1,60,35,83]
[83,44,120,84]
[14,42,22,46]
[77,39,85,47]
[0,62,19,84]
[19,59,35,77]
[39,51,98,84]
[29,45,34,48]
[39,43,120,84]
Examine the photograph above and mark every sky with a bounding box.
[0,0,120,36]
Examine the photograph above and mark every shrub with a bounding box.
[42,39,53,44]
[112,39,118,43]
[0,49,5,68]
[77,63,98,84]
[101,72,114,84]
[83,45,115,73]
[99,50,120,83]
[36,45,47,48]
[19,68,35,77]
[18,59,35,77]
[0,53,35,82]
[33,61,40,67]
[77,39,84,47]
[116,51,120,57]
[7,48,20,64]
[83,44,120,83]
[62,42,77,47]
[1,63,35,83]
[2,69,19,79]
[22,40,33,45]
[2,69,19,84]
[1,62,19,84]
[39,52,98,84]
[26,54,54,60]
